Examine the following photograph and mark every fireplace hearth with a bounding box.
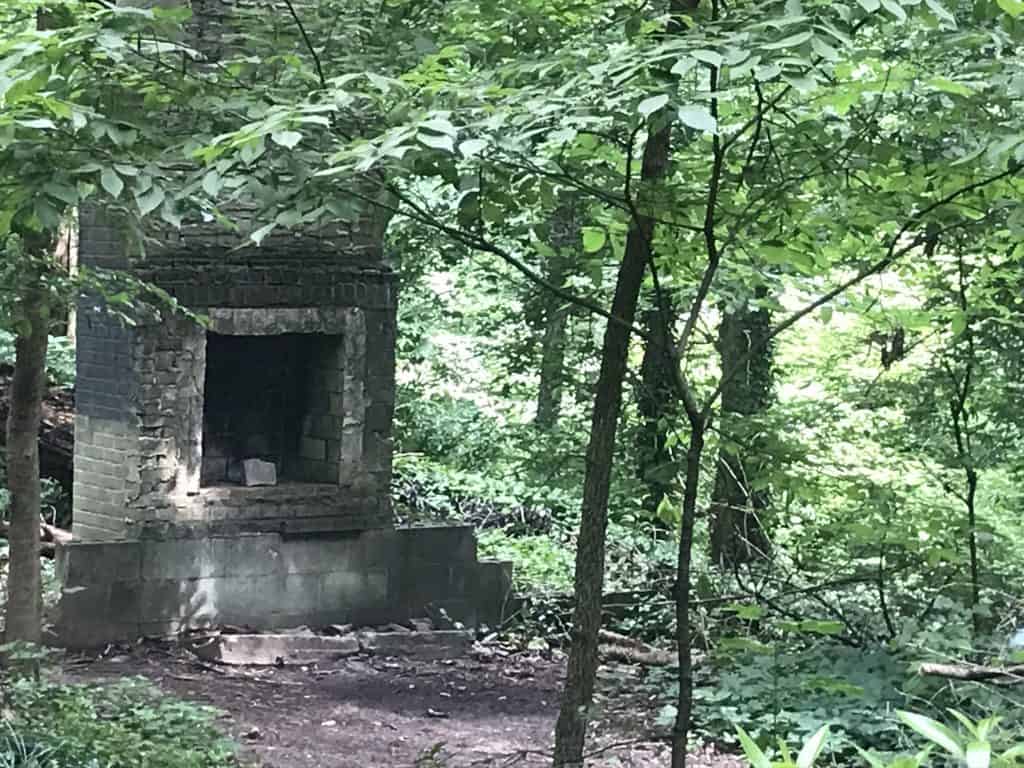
[201,332,347,487]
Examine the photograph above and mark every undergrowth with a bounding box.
[0,649,235,768]
[0,330,75,388]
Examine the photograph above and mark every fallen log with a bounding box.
[918,662,1024,682]
[0,520,72,559]
[41,522,72,545]
[598,629,676,667]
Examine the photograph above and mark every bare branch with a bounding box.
[283,0,326,90]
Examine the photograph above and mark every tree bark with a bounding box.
[709,298,773,566]
[535,280,569,429]
[536,268,571,429]
[672,421,706,768]
[536,202,580,430]
[551,126,672,768]
[4,295,49,645]
[636,305,679,516]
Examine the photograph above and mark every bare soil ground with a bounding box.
[64,644,742,768]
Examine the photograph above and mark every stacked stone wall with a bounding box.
[74,208,397,537]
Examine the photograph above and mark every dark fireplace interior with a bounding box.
[201,332,344,486]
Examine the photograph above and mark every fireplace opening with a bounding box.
[201,332,345,487]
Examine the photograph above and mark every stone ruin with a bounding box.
[54,209,511,648]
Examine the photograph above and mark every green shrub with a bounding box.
[735,709,1024,768]
[2,672,235,768]
[478,529,575,593]
[0,449,69,529]
[0,720,82,768]
[0,331,75,388]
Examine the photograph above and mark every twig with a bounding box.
[918,663,1024,682]
[282,0,326,90]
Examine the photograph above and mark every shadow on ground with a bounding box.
[65,646,742,768]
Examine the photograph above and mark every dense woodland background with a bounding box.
[1,0,1023,765]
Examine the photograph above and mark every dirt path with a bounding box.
[66,645,741,768]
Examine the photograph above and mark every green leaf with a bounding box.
[799,620,845,635]
[202,170,223,197]
[459,139,487,158]
[638,93,670,118]
[106,124,138,146]
[736,727,772,768]
[784,74,817,92]
[152,4,193,22]
[34,199,60,229]
[797,726,830,768]
[692,49,724,67]
[718,636,774,653]
[160,201,182,229]
[811,37,840,61]
[928,78,974,96]
[250,222,276,246]
[677,105,717,132]
[136,186,165,216]
[420,117,457,136]
[897,712,965,758]
[418,131,455,153]
[856,0,881,11]
[100,168,123,199]
[727,603,765,620]
[763,31,813,50]
[880,0,908,20]
[951,311,967,336]
[671,57,696,76]
[996,0,1024,15]
[998,745,1024,764]
[15,118,56,130]
[582,227,606,253]
[239,136,266,164]
[924,0,957,23]
[43,182,78,206]
[270,130,303,149]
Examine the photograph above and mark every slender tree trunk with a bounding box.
[551,126,672,768]
[536,202,580,430]
[536,258,570,430]
[636,305,679,516]
[949,249,981,642]
[4,295,49,644]
[709,298,773,566]
[672,419,706,768]
[965,466,980,639]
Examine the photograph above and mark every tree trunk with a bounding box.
[709,298,773,566]
[536,263,571,430]
[636,305,679,516]
[536,202,580,430]
[672,419,706,768]
[4,296,49,645]
[551,125,672,767]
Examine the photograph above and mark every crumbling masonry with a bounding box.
[55,211,510,647]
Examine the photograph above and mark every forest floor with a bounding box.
[64,643,742,768]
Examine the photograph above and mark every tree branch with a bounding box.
[283,0,326,90]
[702,166,1021,420]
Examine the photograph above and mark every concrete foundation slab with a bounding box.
[190,634,361,665]
[54,526,513,649]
